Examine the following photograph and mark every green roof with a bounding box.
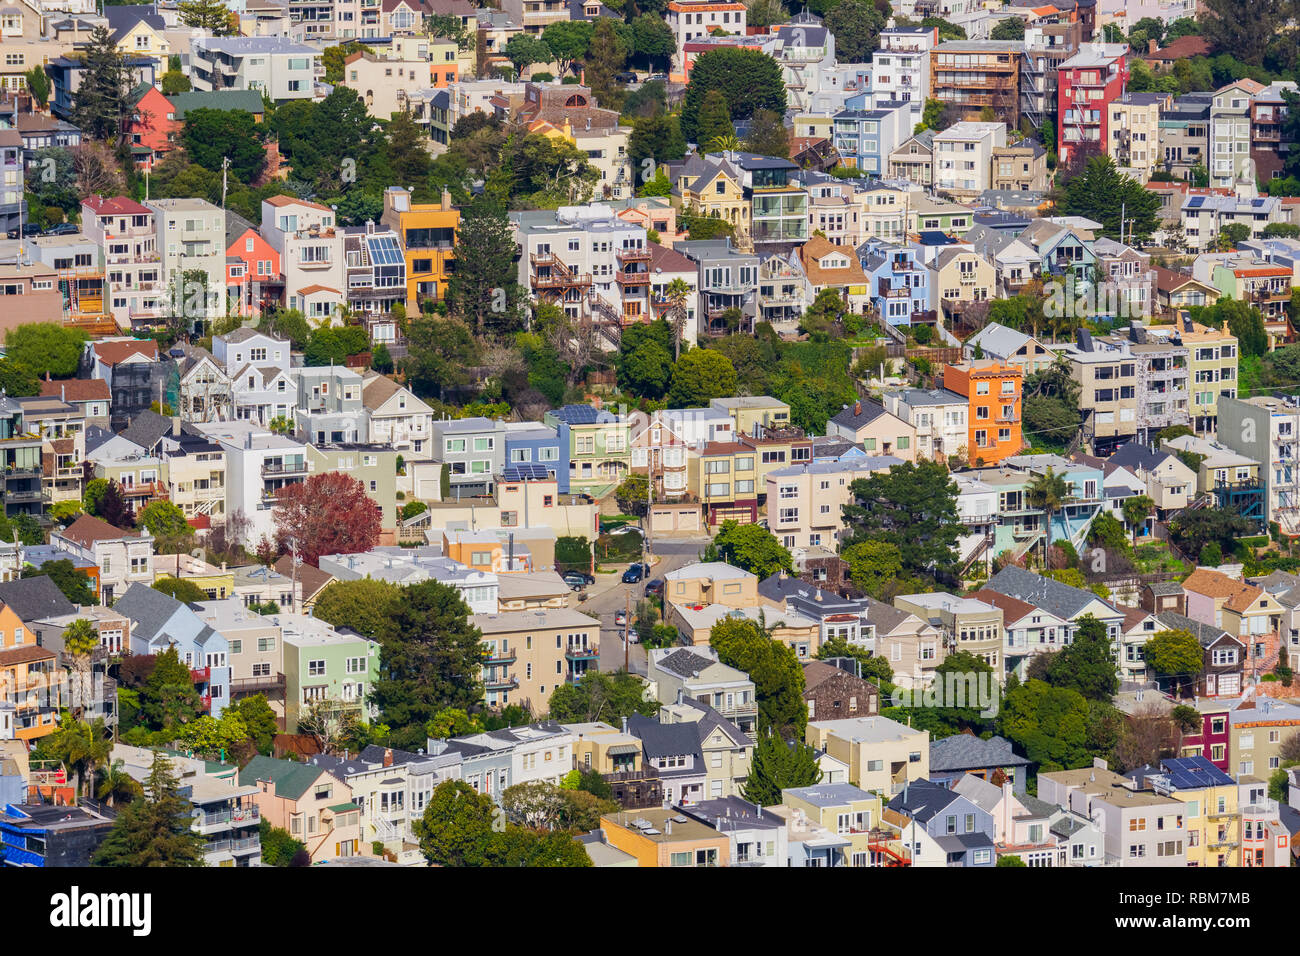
[167,90,266,120]
[327,802,360,814]
[238,754,325,801]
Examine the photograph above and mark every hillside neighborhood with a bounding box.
[1,0,1300,873]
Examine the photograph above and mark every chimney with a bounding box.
[621,716,628,733]
[383,748,393,768]
[1148,39,1157,55]
[853,400,861,416]
[441,188,452,211]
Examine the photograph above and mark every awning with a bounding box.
[607,744,640,756]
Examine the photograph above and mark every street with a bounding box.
[578,534,711,676]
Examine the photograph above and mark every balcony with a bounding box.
[484,651,517,665]
[262,460,307,476]
[230,835,261,854]
[230,672,286,696]
[564,644,599,661]
[190,666,211,684]
[616,271,651,286]
[485,675,518,691]
[615,248,651,265]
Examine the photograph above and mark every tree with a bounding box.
[1046,614,1119,701]
[446,196,525,337]
[504,34,553,76]
[41,715,110,800]
[372,581,485,749]
[710,617,806,738]
[1026,466,1072,566]
[414,779,500,866]
[96,758,141,808]
[990,17,1025,40]
[1121,495,1154,543]
[70,26,133,142]
[160,70,192,95]
[618,329,675,398]
[1144,628,1204,697]
[174,711,251,761]
[64,618,100,722]
[681,48,786,144]
[542,20,594,76]
[21,560,96,605]
[312,579,402,638]
[742,108,790,159]
[630,14,675,69]
[235,695,279,755]
[272,471,381,566]
[668,348,738,406]
[711,520,794,577]
[179,0,236,33]
[151,576,209,604]
[585,18,627,105]
[840,461,962,583]
[182,109,265,183]
[93,754,207,867]
[25,66,50,108]
[1198,0,1285,67]
[997,854,1027,866]
[88,479,133,529]
[1058,155,1161,242]
[3,323,86,378]
[1168,509,1251,560]
[824,0,887,62]
[743,729,823,805]
[694,89,735,150]
[137,501,195,554]
[492,827,592,866]
[259,818,307,866]
[615,473,649,516]
[839,540,904,599]
[138,647,203,731]
[546,669,660,724]
[998,679,1096,773]
[662,278,693,360]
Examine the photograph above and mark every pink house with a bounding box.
[237,755,370,863]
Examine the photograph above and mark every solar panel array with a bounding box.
[367,235,404,266]
[503,463,549,481]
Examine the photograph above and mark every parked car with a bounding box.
[644,578,664,598]
[44,223,79,236]
[563,572,588,591]
[6,224,39,239]
[615,609,628,626]
[646,73,669,83]
[615,71,638,84]
[621,628,640,644]
[622,563,649,583]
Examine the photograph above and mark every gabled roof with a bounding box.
[83,195,151,218]
[119,409,172,452]
[626,715,702,760]
[0,575,78,622]
[828,398,891,432]
[1154,610,1239,649]
[92,339,159,366]
[929,734,1029,773]
[655,648,720,680]
[801,659,877,694]
[984,565,1117,621]
[238,754,331,801]
[39,378,110,403]
[1180,568,1267,614]
[886,778,961,821]
[57,513,141,548]
[1108,440,1174,474]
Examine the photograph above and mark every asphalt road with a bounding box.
[577,533,711,676]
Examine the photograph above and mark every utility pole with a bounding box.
[624,588,631,672]
[221,156,231,211]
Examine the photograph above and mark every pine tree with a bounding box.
[446,196,526,337]
[742,729,824,805]
[386,110,432,193]
[93,754,207,867]
[179,0,236,35]
[695,89,735,151]
[70,26,132,143]
[584,19,627,106]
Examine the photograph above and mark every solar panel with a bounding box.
[503,463,549,481]
[1186,196,1204,209]
[555,404,600,424]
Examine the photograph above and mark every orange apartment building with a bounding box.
[942,361,1023,465]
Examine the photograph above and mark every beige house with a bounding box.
[894,592,1004,672]
[1108,92,1168,182]
[868,599,946,690]
[239,754,367,863]
[195,600,287,724]
[765,456,903,552]
[1061,344,1139,454]
[647,646,758,739]
[659,698,754,800]
[1038,765,1188,866]
[824,399,916,460]
[930,247,995,319]
[990,141,1048,192]
[600,807,730,867]
[805,716,930,795]
[664,562,758,609]
[471,608,601,713]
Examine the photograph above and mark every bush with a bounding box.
[531,72,554,82]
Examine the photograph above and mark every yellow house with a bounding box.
[115,18,169,64]
[781,783,893,867]
[678,158,749,238]
[806,716,930,795]
[793,115,834,141]
[152,554,235,600]
[1136,760,1239,868]
[600,807,731,866]
[380,185,459,311]
[932,248,995,320]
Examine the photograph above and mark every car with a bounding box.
[622,628,640,644]
[614,609,628,626]
[622,563,648,583]
[615,71,638,84]
[644,578,664,598]
[646,73,668,83]
[563,573,588,591]
[6,224,39,239]
[44,223,79,236]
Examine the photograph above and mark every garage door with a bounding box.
[1218,674,1240,697]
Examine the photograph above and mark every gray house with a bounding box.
[886,779,996,867]
[928,734,1031,794]
[675,239,759,338]
[292,366,366,444]
[430,417,505,497]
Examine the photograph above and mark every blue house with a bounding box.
[502,422,570,493]
[831,104,910,176]
[113,583,231,718]
[859,238,931,327]
[0,803,114,866]
[887,779,997,867]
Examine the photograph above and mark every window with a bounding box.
[308,660,326,677]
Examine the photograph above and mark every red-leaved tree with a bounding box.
[272,472,381,566]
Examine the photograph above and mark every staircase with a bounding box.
[960,532,995,577]
[1010,530,1044,563]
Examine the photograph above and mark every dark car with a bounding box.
[644,578,664,598]
[615,71,638,84]
[6,224,40,239]
[563,572,588,591]
[44,223,79,236]
[621,563,648,584]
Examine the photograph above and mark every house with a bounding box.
[781,783,898,867]
[984,565,1124,645]
[362,373,434,459]
[625,716,706,807]
[884,778,996,867]
[1225,697,1300,781]
[928,734,1031,793]
[1155,610,1246,700]
[0,802,114,866]
[1037,763,1188,866]
[1124,756,1241,868]
[599,806,729,867]
[188,36,322,100]
[85,338,164,431]
[825,399,916,459]
[802,659,880,723]
[38,379,110,431]
[1107,441,1196,518]
[471,608,600,713]
[50,514,154,605]
[970,588,1071,681]
[112,583,230,718]
[238,754,367,863]
[272,613,380,733]
[941,361,1023,466]
[656,696,753,801]
[961,323,1056,376]
[933,122,1006,198]
[805,715,929,794]
[647,647,758,739]
[678,796,787,867]
[1180,567,1283,682]
[894,591,1004,672]
[863,597,946,689]
[765,456,903,552]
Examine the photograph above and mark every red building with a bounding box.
[1057,42,1129,166]
[126,85,176,170]
[226,224,282,316]
[1178,704,1233,774]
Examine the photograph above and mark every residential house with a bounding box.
[928,735,1031,793]
[239,754,366,863]
[802,659,880,724]
[805,715,930,794]
[885,778,997,867]
[1038,763,1187,866]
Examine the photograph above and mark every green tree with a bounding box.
[1121,495,1155,543]
[160,71,191,94]
[491,826,592,865]
[710,617,806,738]
[235,695,279,755]
[137,500,195,554]
[40,715,111,799]
[3,323,86,378]
[63,618,99,722]
[93,754,207,866]
[546,669,660,724]
[21,560,96,605]
[174,711,251,760]
[402,316,480,400]
[711,519,793,577]
[585,18,627,105]
[668,348,738,406]
[541,20,594,76]
[139,647,203,731]
[1046,614,1119,701]
[504,34,553,76]
[178,0,235,33]
[816,638,892,686]
[997,679,1095,773]
[413,779,500,866]
[70,26,133,142]
[694,89,736,150]
[742,728,823,805]
[25,66,50,107]
[182,109,264,183]
[259,818,307,866]
[997,854,1027,866]
[617,325,675,398]
[1198,0,1282,67]
[681,48,785,144]
[1026,466,1072,565]
[1144,628,1204,697]
[839,539,904,598]
[312,579,403,638]
[1168,509,1252,560]
[1059,155,1161,242]
[614,473,649,516]
[152,576,210,603]
[446,196,525,337]
[840,461,961,583]
[372,581,486,749]
[824,0,887,62]
[990,17,1025,40]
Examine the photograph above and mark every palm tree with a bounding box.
[44,716,112,802]
[1122,494,1155,545]
[63,618,98,722]
[663,277,692,360]
[97,758,142,807]
[710,133,741,153]
[1025,466,1072,566]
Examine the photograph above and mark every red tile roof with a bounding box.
[39,378,110,402]
[92,339,158,366]
[83,195,151,217]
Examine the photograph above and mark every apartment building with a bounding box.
[765,456,902,551]
[831,104,912,177]
[1218,395,1300,536]
[872,24,938,124]
[805,716,930,795]
[188,36,322,100]
[1180,193,1285,254]
[929,40,1024,128]
[145,197,226,324]
[1138,319,1237,434]
[1039,764,1187,867]
[1210,260,1293,347]
[1056,42,1129,166]
[260,196,344,323]
[1060,334,1138,455]
[990,139,1048,192]
[377,186,458,311]
[1093,331,1190,444]
[1108,91,1167,181]
[1209,79,1262,189]
[881,387,969,463]
[676,239,760,337]
[665,0,747,78]
[472,608,600,712]
[941,361,1023,465]
[895,592,1004,671]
